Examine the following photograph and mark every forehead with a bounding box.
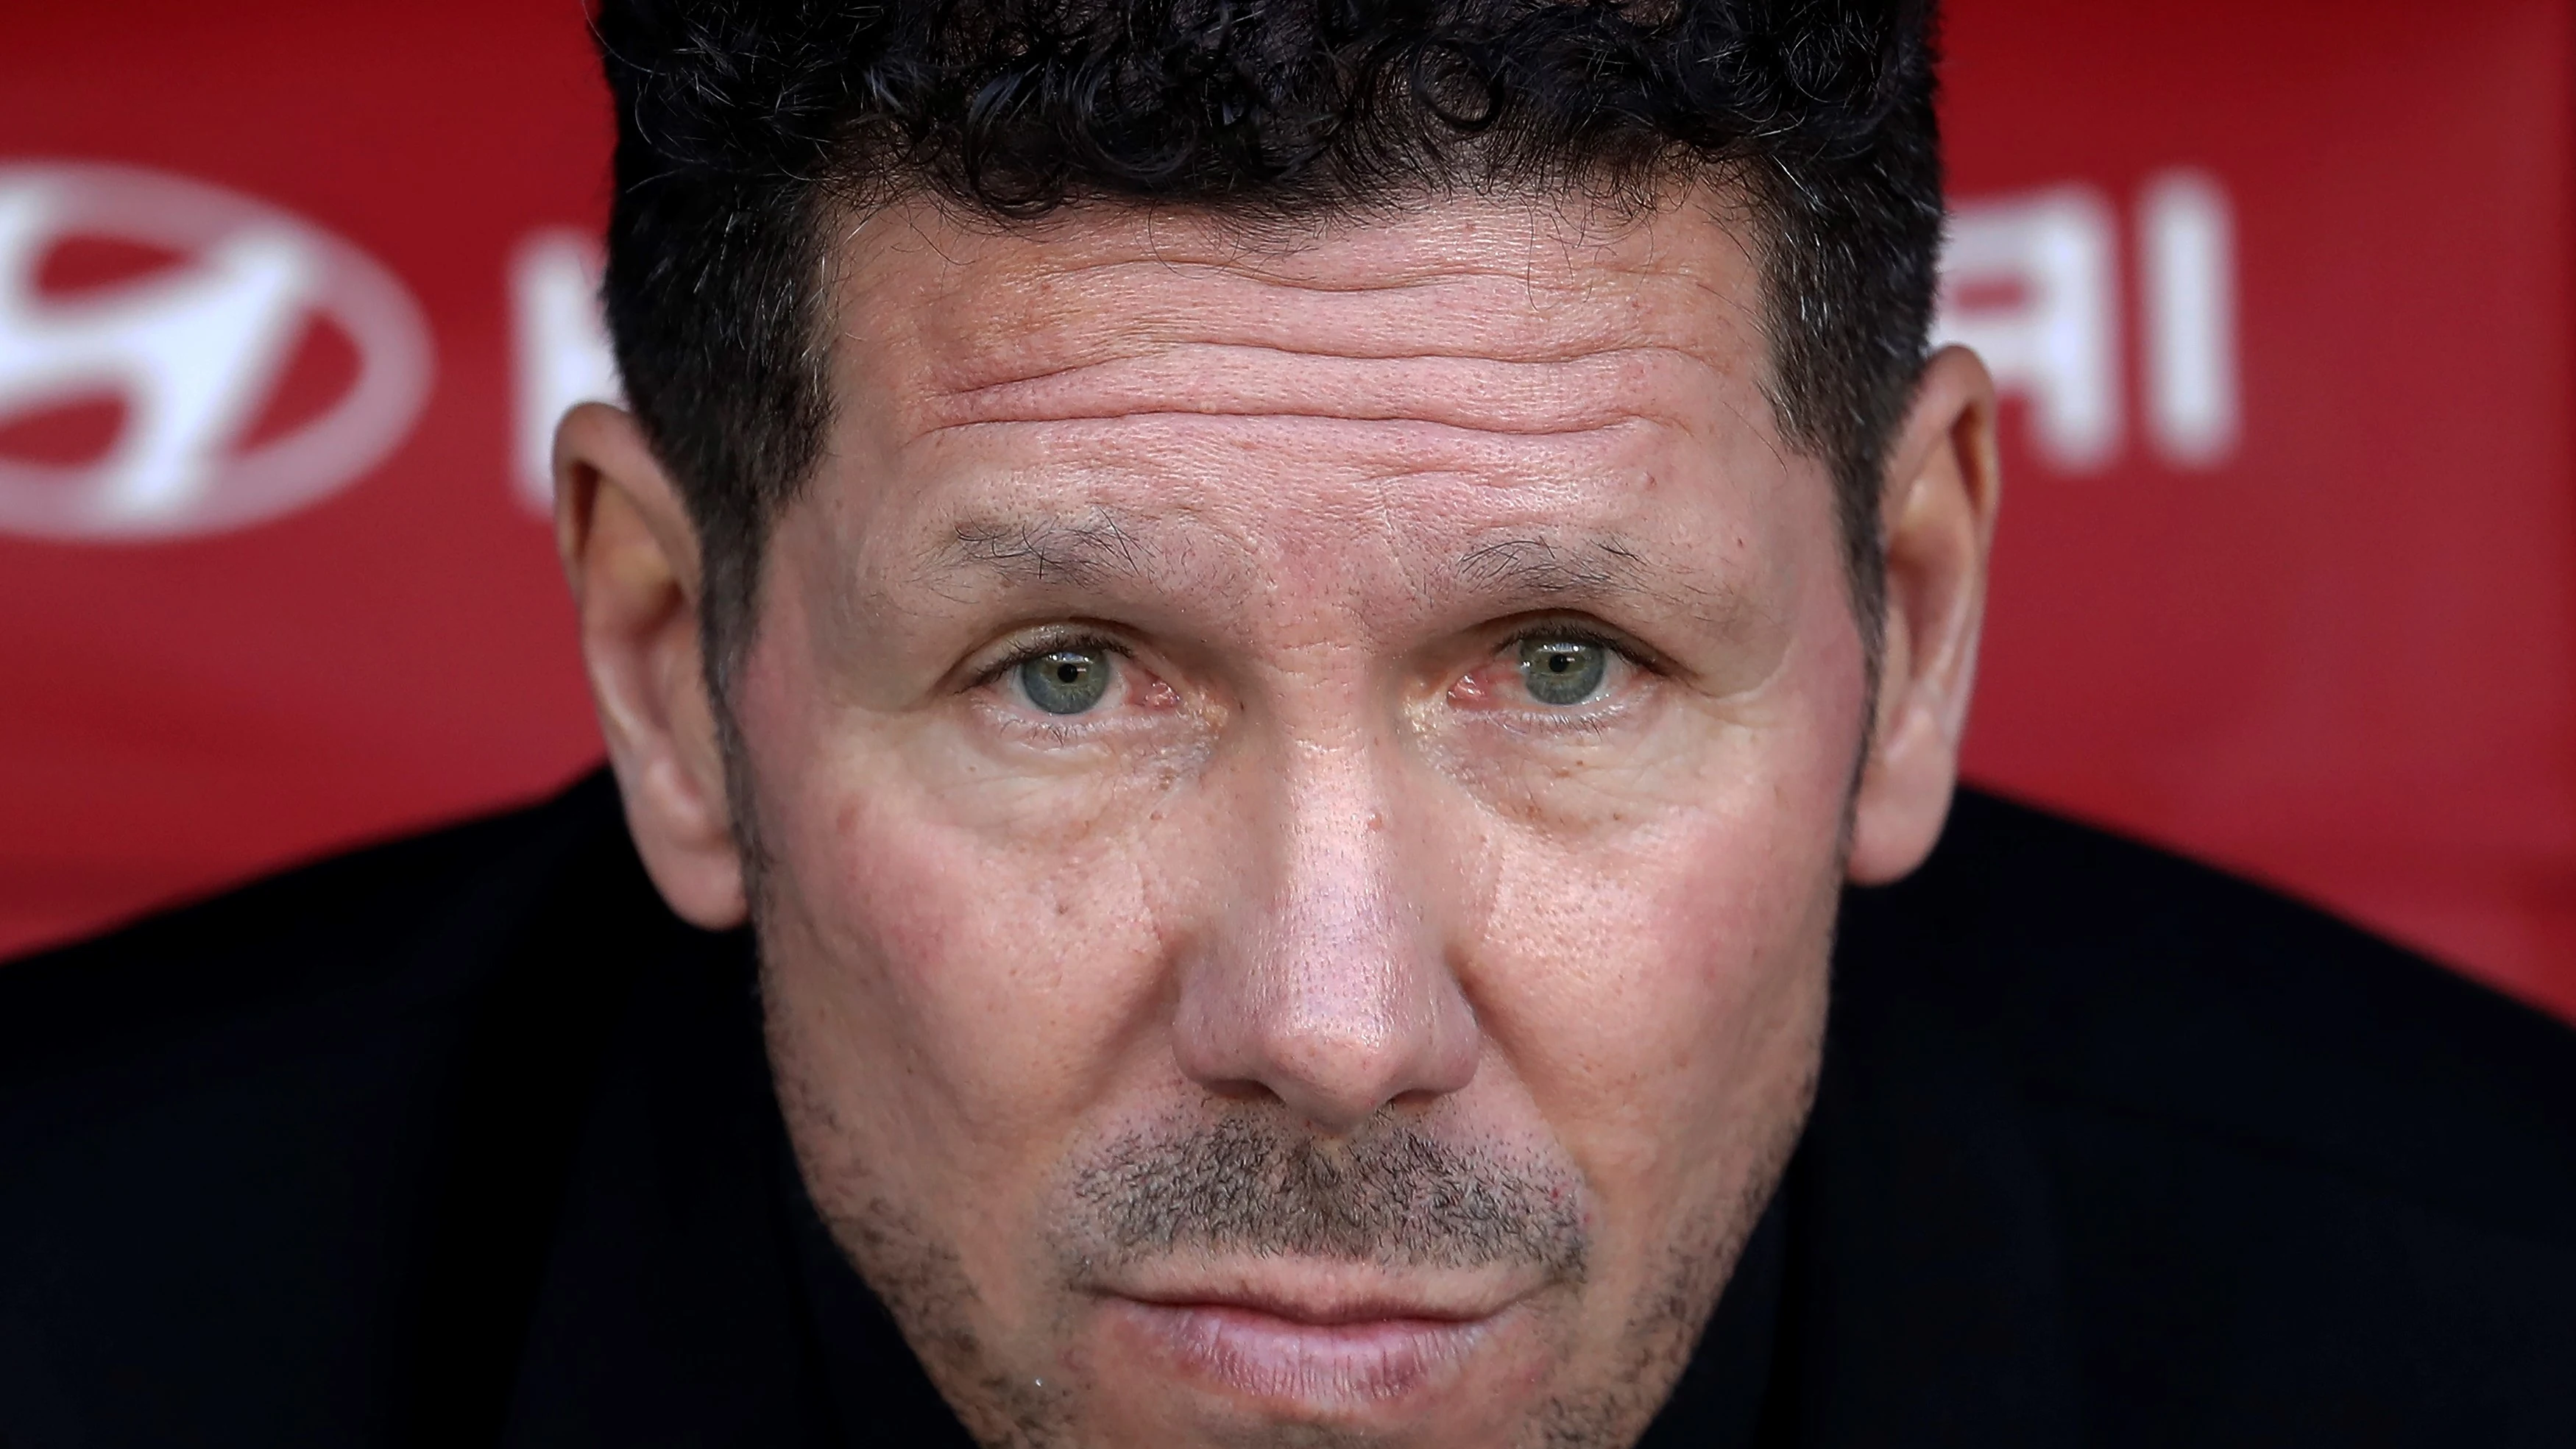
[804,192,1814,609]
[829,191,1776,430]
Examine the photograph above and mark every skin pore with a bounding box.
[556,188,1999,1448]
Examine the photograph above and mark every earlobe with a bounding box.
[553,402,750,929]
[1844,347,2003,886]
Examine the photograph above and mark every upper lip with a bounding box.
[1117,1288,1491,1326]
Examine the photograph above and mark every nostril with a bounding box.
[1197,1075,1275,1105]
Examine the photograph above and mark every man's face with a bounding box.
[733,193,1865,1447]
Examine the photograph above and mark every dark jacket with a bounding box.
[2,771,2571,1447]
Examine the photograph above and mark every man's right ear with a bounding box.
[552,402,749,929]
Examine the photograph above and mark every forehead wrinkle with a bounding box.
[916,414,1655,458]
[871,211,1721,295]
[938,339,1705,396]
[876,254,1750,391]
[900,418,1686,538]
[995,259,1728,333]
[913,346,1708,447]
[910,280,1730,392]
[1024,255,1543,295]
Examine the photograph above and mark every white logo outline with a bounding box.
[0,160,433,542]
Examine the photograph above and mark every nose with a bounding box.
[1171,734,1481,1134]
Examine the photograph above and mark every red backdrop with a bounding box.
[4,1,2571,1023]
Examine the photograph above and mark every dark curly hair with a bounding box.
[594,0,1944,700]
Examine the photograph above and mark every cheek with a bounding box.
[1462,642,1861,1209]
[737,627,1184,1215]
[779,758,1172,1136]
[1473,797,1835,1150]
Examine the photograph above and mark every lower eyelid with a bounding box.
[977,694,1116,739]
[1447,667,1621,712]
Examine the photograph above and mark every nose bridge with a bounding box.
[1273,734,1419,1001]
[1172,714,1479,1133]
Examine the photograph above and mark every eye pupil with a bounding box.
[1518,637,1607,706]
[1021,648,1111,715]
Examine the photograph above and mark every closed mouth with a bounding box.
[1093,1268,1544,1412]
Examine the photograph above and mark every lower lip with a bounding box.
[1105,1299,1499,1409]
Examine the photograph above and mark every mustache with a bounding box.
[1060,1109,1590,1277]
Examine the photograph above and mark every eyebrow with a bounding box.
[924,510,1162,590]
[918,511,1726,628]
[1448,534,1654,602]
[1445,531,1762,648]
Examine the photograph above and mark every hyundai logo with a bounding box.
[0,161,432,542]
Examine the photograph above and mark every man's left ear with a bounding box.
[1845,345,2003,885]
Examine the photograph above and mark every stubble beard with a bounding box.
[766,1009,1820,1449]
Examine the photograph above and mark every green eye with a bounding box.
[1518,637,1609,706]
[1019,648,1113,715]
